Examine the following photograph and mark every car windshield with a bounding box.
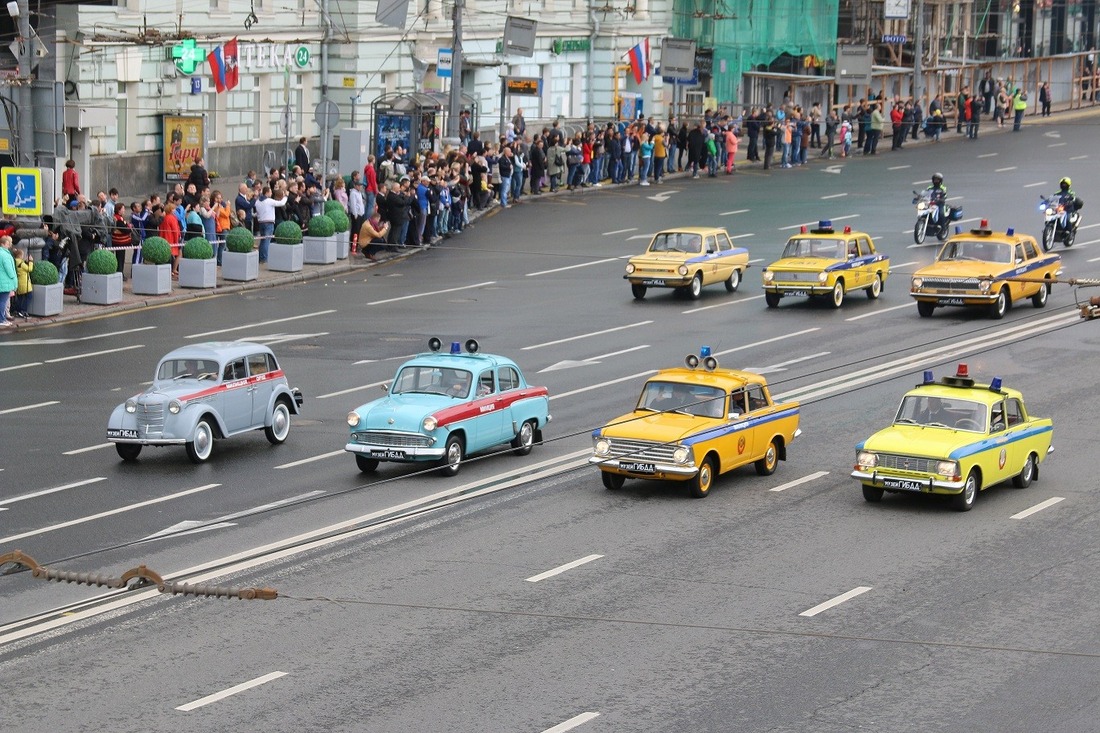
[894,395,989,432]
[649,232,703,254]
[157,358,220,381]
[937,239,1013,264]
[392,365,473,398]
[636,381,726,418]
[781,237,845,259]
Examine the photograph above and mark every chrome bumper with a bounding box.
[344,442,444,460]
[851,468,965,492]
[589,455,699,478]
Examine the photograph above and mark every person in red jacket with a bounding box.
[159,199,183,278]
[364,155,379,228]
[62,159,81,197]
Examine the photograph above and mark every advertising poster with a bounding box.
[375,113,411,159]
[162,115,207,183]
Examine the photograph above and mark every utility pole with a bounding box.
[913,0,924,107]
[445,0,465,141]
[14,0,33,166]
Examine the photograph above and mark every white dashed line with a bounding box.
[0,362,42,373]
[368,282,495,305]
[730,232,755,239]
[541,713,601,733]
[682,294,764,313]
[551,371,658,400]
[995,166,1018,173]
[176,671,288,712]
[821,193,848,199]
[799,586,873,617]
[769,470,830,492]
[45,344,144,363]
[1048,142,1067,147]
[1010,497,1065,519]
[0,401,59,415]
[602,227,637,235]
[63,442,114,456]
[1023,181,1048,188]
[845,302,913,321]
[526,554,603,583]
[0,477,107,508]
[778,214,859,230]
[978,153,998,158]
[274,450,344,469]
[523,321,653,350]
[1070,155,1089,160]
[526,258,620,277]
[714,328,819,357]
[720,208,750,216]
[187,311,336,339]
[888,164,911,170]
[316,380,388,399]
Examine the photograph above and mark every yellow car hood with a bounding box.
[860,424,976,457]
[600,411,715,443]
[915,261,1003,278]
[766,257,841,272]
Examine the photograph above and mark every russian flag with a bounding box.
[207,45,226,93]
[626,38,650,85]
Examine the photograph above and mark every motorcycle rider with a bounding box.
[925,172,949,223]
[1055,177,1084,226]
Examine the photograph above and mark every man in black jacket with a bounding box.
[686,122,706,178]
[384,179,412,248]
[529,138,547,194]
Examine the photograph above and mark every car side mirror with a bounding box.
[381,382,390,392]
[992,421,1006,432]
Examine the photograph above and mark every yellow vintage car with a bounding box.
[761,221,891,308]
[852,364,1054,511]
[910,221,1062,319]
[590,348,801,498]
[625,226,750,300]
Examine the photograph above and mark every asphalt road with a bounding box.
[3,115,1100,732]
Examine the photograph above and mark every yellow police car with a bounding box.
[625,226,750,300]
[590,348,801,498]
[852,364,1054,511]
[910,220,1062,319]
[761,221,890,308]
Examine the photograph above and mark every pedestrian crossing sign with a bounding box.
[1,167,43,216]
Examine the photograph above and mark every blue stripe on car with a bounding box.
[824,254,889,272]
[948,423,1054,460]
[684,247,750,265]
[681,407,800,446]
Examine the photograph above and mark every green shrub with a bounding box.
[30,260,59,286]
[183,238,214,260]
[141,236,173,265]
[86,248,118,275]
[306,214,335,238]
[225,226,255,253]
[327,209,350,234]
[274,220,303,244]
[324,199,344,216]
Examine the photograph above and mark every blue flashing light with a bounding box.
[700,346,712,358]
[819,219,832,229]
[450,341,461,354]
[955,226,962,234]
[1007,228,1015,236]
[991,377,1003,391]
[923,370,934,384]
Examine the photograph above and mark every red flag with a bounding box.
[224,38,239,91]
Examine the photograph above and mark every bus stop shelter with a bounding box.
[369,91,478,160]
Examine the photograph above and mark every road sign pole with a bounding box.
[446,0,465,142]
[15,0,34,167]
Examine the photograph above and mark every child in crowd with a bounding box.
[13,247,32,318]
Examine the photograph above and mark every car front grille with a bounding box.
[353,431,431,448]
[771,271,821,283]
[877,453,938,473]
[918,277,980,293]
[603,438,679,463]
[136,402,165,435]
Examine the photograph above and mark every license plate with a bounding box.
[883,477,925,492]
[370,449,406,459]
[107,429,138,439]
[642,279,667,286]
[785,289,809,297]
[937,297,967,306]
[619,461,656,473]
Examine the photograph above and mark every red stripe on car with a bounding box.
[178,370,286,402]
[433,386,549,428]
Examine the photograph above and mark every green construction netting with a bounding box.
[671,0,840,101]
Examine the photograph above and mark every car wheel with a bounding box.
[631,283,647,300]
[690,457,715,498]
[989,287,1009,320]
[439,434,464,476]
[862,484,884,502]
[688,272,703,299]
[952,469,979,511]
[355,454,379,473]
[765,292,781,308]
[1042,223,1055,251]
[867,274,882,300]
[724,268,741,292]
[511,420,535,456]
[186,418,215,464]
[264,400,291,444]
[917,300,936,318]
[1031,282,1049,308]
[830,279,845,308]
[1013,453,1037,488]
[116,443,142,462]
[913,218,927,245]
[601,472,625,490]
[755,439,779,476]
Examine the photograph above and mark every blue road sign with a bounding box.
[1,167,42,217]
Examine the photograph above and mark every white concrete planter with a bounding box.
[82,272,123,305]
[335,230,350,259]
[222,250,259,282]
[303,235,337,264]
[179,257,218,288]
[28,282,63,316]
[132,263,172,296]
[267,243,304,272]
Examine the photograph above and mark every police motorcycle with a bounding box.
[912,190,961,245]
[1038,182,1083,251]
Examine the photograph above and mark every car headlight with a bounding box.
[125,400,137,414]
[672,445,691,464]
[856,451,877,469]
[168,399,182,414]
[937,460,959,477]
[347,411,360,427]
[912,276,923,289]
[422,416,438,431]
[762,270,774,282]
[978,279,992,293]
[678,264,689,276]
[594,438,611,456]
[625,263,636,275]
[817,272,828,282]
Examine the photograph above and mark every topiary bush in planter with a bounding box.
[274,220,303,244]
[28,259,62,316]
[222,227,259,282]
[225,226,255,253]
[183,237,214,260]
[86,248,118,275]
[324,199,345,216]
[141,236,173,265]
[328,208,350,233]
[30,260,59,286]
[306,213,335,238]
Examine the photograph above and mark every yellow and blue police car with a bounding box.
[851,364,1054,511]
[624,226,750,300]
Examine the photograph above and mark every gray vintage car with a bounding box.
[106,342,303,463]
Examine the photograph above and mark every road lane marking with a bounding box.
[541,345,651,372]
[887,164,911,170]
[551,370,658,399]
[274,450,344,469]
[1070,154,1088,160]
[714,328,819,358]
[820,193,848,199]
[63,443,113,456]
[799,586,873,617]
[720,208,750,216]
[779,214,859,230]
[526,258,620,277]
[368,282,496,305]
[748,257,765,263]
[0,477,107,508]
[541,713,601,732]
[1024,181,1048,188]
[523,321,653,350]
[978,153,998,158]
[845,302,913,321]
[1088,255,1100,262]
[45,344,144,363]
[591,345,649,360]
[683,294,765,313]
[625,234,653,241]
[1048,142,1066,147]
[0,362,42,373]
[187,311,336,339]
[892,261,918,268]
[769,470,829,492]
[1011,497,1065,519]
[745,352,830,374]
[526,554,603,583]
[995,166,1018,173]
[316,380,387,399]
[1078,222,1100,230]
[0,483,221,544]
[730,233,755,239]
[0,400,59,415]
[602,227,637,235]
[176,671,288,712]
